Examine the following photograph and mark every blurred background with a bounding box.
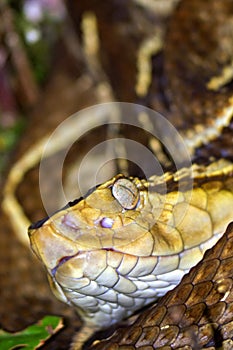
[0,0,65,174]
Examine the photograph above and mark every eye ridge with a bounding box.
[112,178,140,210]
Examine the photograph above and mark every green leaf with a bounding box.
[0,316,63,350]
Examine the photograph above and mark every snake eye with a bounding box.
[112,178,139,210]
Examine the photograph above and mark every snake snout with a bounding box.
[28,223,79,270]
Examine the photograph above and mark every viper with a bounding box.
[3,1,233,349]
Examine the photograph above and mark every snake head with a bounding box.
[28,162,233,326]
[28,175,148,270]
[28,175,162,325]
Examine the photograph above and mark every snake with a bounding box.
[3,1,233,349]
[28,158,233,349]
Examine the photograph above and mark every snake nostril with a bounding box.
[100,217,114,228]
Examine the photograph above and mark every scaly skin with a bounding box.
[90,221,233,350]
[29,159,233,336]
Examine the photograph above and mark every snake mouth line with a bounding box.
[50,246,110,272]
[51,254,78,276]
[50,247,119,278]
